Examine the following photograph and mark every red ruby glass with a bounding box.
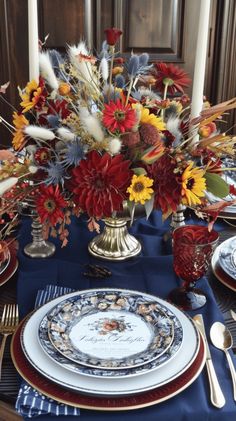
[168,225,219,310]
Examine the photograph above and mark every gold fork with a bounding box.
[0,304,19,380]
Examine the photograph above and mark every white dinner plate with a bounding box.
[21,288,199,397]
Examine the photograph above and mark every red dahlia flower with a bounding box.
[71,150,132,219]
[153,62,191,95]
[104,28,123,46]
[147,155,182,216]
[36,185,66,226]
[102,99,136,134]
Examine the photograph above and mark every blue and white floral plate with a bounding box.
[46,290,174,370]
[38,297,183,379]
[218,236,236,280]
[21,288,199,396]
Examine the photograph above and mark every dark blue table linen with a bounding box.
[16,285,80,418]
[16,211,236,420]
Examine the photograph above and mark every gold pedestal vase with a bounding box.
[88,217,142,261]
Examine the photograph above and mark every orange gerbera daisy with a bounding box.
[12,112,29,150]
[20,78,46,113]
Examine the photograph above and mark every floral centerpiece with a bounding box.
[0,28,236,256]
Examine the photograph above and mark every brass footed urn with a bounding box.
[88,217,141,261]
[88,205,144,261]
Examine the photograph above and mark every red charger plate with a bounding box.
[11,318,206,411]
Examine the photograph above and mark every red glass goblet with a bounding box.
[168,225,219,311]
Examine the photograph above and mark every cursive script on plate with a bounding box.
[78,334,146,344]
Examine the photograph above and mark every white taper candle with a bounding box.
[191,0,211,119]
[28,0,39,81]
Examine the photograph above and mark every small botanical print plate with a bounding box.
[38,301,183,378]
[47,289,174,370]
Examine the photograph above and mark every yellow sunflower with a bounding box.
[127,174,154,205]
[181,162,206,206]
[12,112,29,150]
[167,100,183,114]
[132,104,166,131]
[20,79,43,113]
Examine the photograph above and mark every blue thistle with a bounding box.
[49,49,66,80]
[127,53,152,78]
[45,161,65,186]
[128,55,140,77]
[139,53,149,67]
[63,138,88,166]
[131,91,142,101]
[115,74,125,88]
[47,115,60,128]
[98,41,109,59]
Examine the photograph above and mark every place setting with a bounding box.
[211,236,236,292]
[11,287,206,411]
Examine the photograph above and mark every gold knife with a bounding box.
[193,314,226,408]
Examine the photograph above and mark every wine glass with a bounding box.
[168,225,219,310]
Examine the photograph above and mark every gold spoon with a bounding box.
[210,322,236,401]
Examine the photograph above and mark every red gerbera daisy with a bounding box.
[102,99,136,134]
[71,150,132,219]
[153,62,191,95]
[36,185,67,226]
[147,155,182,216]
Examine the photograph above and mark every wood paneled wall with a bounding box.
[0,0,28,147]
[210,0,236,134]
[0,0,235,145]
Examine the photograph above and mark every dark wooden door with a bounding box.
[0,0,86,146]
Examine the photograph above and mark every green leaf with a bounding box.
[144,196,154,219]
[205,172,230,198]
[133,167,147,175]
[126,200,136,225]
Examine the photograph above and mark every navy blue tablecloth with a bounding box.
[16,212,236,420]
